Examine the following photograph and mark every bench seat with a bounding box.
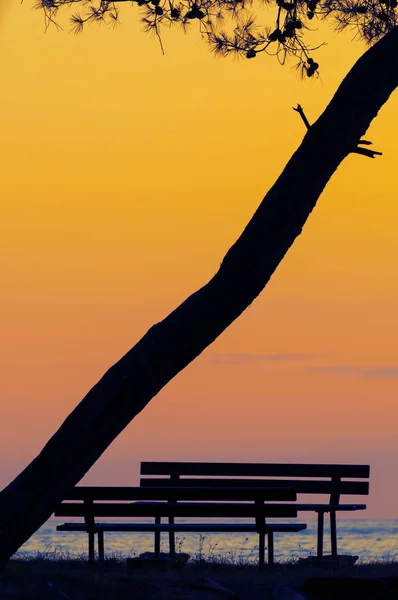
[57,522,306,534]
[56,521,306,564]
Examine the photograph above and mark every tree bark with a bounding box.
[1,26,398,569]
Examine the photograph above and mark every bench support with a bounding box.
[168,517,175,554]
[88,531,95,564]
[258,532,265,568]
[258,530,275,566]
[329,477,340,557]
[330,511,337,557]
[98,530,105,562]
[168,474,179,555]
[268,531,274,564]
[154,516,161,556]
[317,511,324,559]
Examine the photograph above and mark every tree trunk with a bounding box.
[0,26,398,569]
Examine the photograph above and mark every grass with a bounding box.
[1,547,398,599]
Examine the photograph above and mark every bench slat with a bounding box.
[57,523,307,533]
[296,503,366,511]
[140,462,370,478]
[140,478,369,495]
[55,502,297,518]
[61,486,296,502]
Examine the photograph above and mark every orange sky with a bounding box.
[0,1,397,518]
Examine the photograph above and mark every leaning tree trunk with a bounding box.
[0,26,398,570]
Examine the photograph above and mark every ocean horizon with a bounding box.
[15,519,398,563]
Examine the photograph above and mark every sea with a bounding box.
[15,519,398,563]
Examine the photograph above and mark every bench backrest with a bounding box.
[140,462,370,503]
[54,486,298,528]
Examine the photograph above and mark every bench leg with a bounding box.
[330,511,337,557]
[258,532,265,569]
[169,517,175,555]
[317,511,324,559]
[268,532,274,565]
[154,516,161,557]
[88,532,95,564]
[98,531,104,562]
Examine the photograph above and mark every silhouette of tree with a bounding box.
[38,0,398,74]
[0,0,397,570]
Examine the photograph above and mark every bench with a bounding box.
[140,462,370,559]
[54,485,306,566]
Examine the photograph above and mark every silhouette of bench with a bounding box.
[140,462,370,559]
[55,486,306,565]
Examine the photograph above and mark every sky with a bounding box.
[0,0,397,519]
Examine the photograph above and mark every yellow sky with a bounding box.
[0,1,397,517]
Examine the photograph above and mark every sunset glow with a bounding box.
[1,0,397,519]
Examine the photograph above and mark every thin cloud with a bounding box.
[360,367,398,378]
[309,366,359,375]
[309,366,398,378]
[206,352,315,364]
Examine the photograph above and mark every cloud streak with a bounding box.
[204,354,398,377]
[206,352,315,364]
[309,366,398,378]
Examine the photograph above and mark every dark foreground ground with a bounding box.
[1,558,398,600]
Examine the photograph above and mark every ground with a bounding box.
[1,559,398,600]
